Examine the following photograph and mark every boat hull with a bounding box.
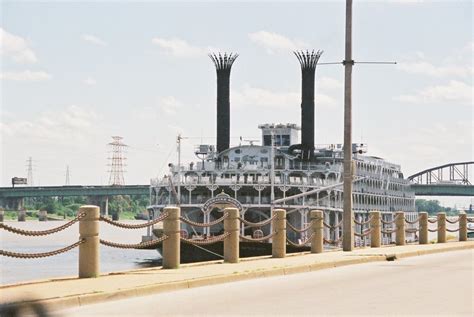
[157,241,310,263]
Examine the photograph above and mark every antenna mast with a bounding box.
[177,134,181,204]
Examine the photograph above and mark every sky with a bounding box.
[0,0,472,207]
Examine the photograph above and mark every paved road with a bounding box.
[59,250,473,316]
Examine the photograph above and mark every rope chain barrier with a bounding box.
[99,212,169,229]
[467,218,474,223]
[354,229,373,237]
[405,228,419,233]
[286,221,312,233]
[181,232,230,245]
[354,216,373,226]
[428,228,438,232]
[179,213,228,228]
[428,219,437,224]
[239,232,275,242]
[100,235,169,249]
[323,237,342,245]
[445,218,459,224]
[381,218,396,225]
[446,228,459,232]
[404,216,421,224]
[238,215,276,227]
[324,220,343,230]
[286,233,314,247]
[381,228,397,234]
[380,213,401,225]
[0,239,84,259]
[0,213,85,237]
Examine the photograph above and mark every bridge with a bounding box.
[0,185,150,210]
[408,161,474,196]
[0,185,149,198]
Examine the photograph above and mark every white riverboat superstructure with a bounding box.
[148,51,417,244]
[149,123,416,242]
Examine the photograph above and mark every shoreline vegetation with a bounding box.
[2,195,148,221]
[1,198,469,221]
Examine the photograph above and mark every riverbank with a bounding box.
[1,241,472,312]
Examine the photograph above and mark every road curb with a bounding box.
[3,242,473,312]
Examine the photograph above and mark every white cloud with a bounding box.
[83,77,97,85]
[398,44,473,78]
[0,28,37,63]
[443,41,474,64]
[81,34,107,46]
[397,120,472,172]
[397,61,472,78]
[248,31,309,54]
[395,80,472,105]
[0,105,98,144]
[233,84,337,109]
[152,37,213,58]
[0,70,51,82]
[318,77,342,91]
[159,96,182,115]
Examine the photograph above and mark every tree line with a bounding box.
[415,199,466,216]
[23,195,149,219]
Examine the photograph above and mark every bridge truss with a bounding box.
[408,161,473,185]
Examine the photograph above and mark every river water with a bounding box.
[0,220,161,285]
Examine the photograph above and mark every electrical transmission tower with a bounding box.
[107,136,127,186]
[65,165,71,185]
[26,157,34,186]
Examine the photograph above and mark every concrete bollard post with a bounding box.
[459,213,467,241]
[0,209,4,222]
[437,212,446,243]
[272,209,286,258]
[310,210,323,253]
[370,211,381,248]
[163,206,180,269]
[395,211,405,246]
[18,210,26,222]
[78,205,100,278]
[38,210,48,222]
[419,212,428,245]
[224,208,239,263]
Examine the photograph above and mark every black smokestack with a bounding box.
[209,52,238,153]
[294,50,323,160]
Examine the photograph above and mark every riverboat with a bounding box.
[146,51,417,262]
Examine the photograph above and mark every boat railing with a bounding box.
[172,163,341,175]
[157,176,343,189]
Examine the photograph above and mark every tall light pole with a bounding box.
[342,0,354,251]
